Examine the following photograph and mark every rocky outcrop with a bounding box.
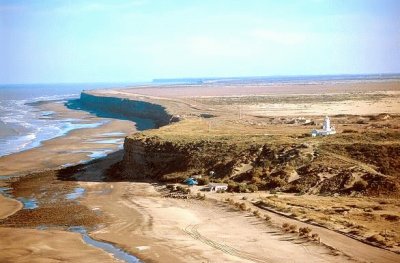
[77,92,172,128]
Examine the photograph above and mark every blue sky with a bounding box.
[0,0,399,84]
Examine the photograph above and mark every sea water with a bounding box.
[68,226,142,263]
[0,83,135,157]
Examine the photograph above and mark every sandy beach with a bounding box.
[0,99,140,262]
[82,180,399,263]
[0,100,138,177]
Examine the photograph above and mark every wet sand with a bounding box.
[0,227,117,263]
[0,101,139,262]
[0,195,22,220]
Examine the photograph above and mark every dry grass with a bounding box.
[260,194,400,252]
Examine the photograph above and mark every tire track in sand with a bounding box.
[183,224,270,263]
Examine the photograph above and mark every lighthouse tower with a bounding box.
[323,116,331,132]
[311,115,336,136]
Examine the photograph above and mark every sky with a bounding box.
[0,0,399,84]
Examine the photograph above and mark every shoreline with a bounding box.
[0,93,162,262]
[0,100,142,177]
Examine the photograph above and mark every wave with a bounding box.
[0,93,108,157]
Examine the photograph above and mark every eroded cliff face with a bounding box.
[78,92,172,128]
[121,134,400,196]
[121,135,310,184]
[122,135,243,181]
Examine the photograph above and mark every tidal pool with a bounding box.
[65,187,85,200]
[68,226,142,263]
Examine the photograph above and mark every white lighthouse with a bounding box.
[323,116,331,132]
[311,116,336,137]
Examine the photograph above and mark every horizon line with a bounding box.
[2,72,400,86]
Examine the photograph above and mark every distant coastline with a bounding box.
[153,73,400,85]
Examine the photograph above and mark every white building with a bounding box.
[206,183,228,192]
[311,116,336,137]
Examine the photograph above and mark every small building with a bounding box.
[311,116,336,137]
[206,183,228,192]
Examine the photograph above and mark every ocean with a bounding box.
[0,83,138,157]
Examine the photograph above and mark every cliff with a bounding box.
[122,134,244,181]
[121,130,400,197]
[75,92,173,128]
[71,91,400,197]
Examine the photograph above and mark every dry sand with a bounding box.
[81,181,353,263]
[198,190,400,263]
[78,178,400,263]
